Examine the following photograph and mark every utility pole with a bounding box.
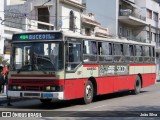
[55,0,59,30]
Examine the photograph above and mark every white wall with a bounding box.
[61,4,81,33]
[0,0,4,54]
[5,0,26,6]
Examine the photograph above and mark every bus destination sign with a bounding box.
[13,32,62,41]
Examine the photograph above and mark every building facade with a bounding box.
[0,0,4,55]
[86,0,160,79]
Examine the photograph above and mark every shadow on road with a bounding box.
[6,90,149,110]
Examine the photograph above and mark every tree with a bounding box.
[0,55,9,66]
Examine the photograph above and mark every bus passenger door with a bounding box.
[64,41,84,99]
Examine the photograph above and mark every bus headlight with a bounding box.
[50,86,56,91]
[17,86,22,90]
[45,86,63,92]
[45,86,51,91]
[12,86,17,90]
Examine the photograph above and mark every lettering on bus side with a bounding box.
[99,65,129,76]
[86,67,97,76]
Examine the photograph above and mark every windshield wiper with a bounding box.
[34,64,47,74]
[17,65,32,74]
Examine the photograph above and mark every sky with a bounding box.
[86,0,117,28]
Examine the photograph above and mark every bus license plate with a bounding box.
[43,93,53,98]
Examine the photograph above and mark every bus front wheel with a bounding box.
[83,81,93,104]
[40,99,52,104]
[132,75,141,95]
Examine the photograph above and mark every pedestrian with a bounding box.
[2,64,9,93]
[3,64,12,106]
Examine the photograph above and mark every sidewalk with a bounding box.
[0,93,8,104]
[0,85,8,103]
[0,86,23,104]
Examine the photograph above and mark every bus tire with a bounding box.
[83,81,93,104]
[132,75,141,95]
[40,99,52,104]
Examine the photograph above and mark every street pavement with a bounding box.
[0,80,159,105]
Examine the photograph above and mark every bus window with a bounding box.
[136,45,143,56]
[144,46,150,57]
[144,46,150,63]
[135,45,143,63]
[129,45,134,56]
[152,47,155,57]
[113,43,123,55]
[113,43,124,62]
[66,42,81,71]
[124,44,130,56]
[98,42,113,63]
[83,40,97,62]
[124,44,134,63]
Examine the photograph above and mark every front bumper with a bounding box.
[8,91,64,100]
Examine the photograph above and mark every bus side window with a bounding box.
[120,44,124,55]
[140,46,143,56]
[149,47,152,57]
[83,40,97,62]
[109,43,112,55]
[129,45,134,56]
[152,47,155,57]
[113,43,123,55]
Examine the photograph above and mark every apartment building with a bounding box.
[0,0,4,56]
[86,0,160,79]
[2,0,85,61]
[4,0,85,32]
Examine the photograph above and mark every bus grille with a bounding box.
[24,93,40,97]
[25,86,42,91]
[11,79,54,84]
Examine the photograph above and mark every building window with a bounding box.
[4,39,11,55]
[153,12,158,21]
[147,9,152,19]
[119,27,122,36]
[126,29,130,39]
[85,28,91,36]
[69,10,75,31]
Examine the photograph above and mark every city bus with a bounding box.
[8,31,156,104]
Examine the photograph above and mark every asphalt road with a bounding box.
[0,82,160,120]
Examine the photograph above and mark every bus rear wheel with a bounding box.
[40,99,52,104]
[83,81,93,104]
[132,75,141,95]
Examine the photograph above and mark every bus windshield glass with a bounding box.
[11,42,63,71]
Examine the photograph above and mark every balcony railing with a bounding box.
[28,20,54,31]
[119,35,147,43]
[120,9,146,21]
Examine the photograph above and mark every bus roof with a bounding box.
[13,30,155,46]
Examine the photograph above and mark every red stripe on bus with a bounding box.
[11,74,55,77]
[83,64,99,67]
[129,64,155,66]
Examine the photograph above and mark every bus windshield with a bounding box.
[11,42,63,72]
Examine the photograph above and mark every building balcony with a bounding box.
[28,20,54,31]
[119,9,147,26]
[119,35,147,43]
